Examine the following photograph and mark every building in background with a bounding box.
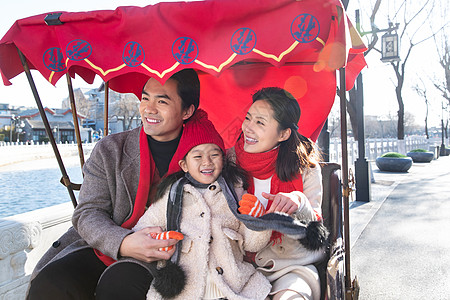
[1,82,140,143]
[18,107,86,143]
[62,83,141,136]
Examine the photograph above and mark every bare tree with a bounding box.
[347,0,382,140]
[432,3,450,106]
[372,0,439,140]
[434,40,450,104]
[111,93,140,131]
[431,2,450,140]
[404,111,421,135]
[412,78,430,138]
[62,88,91,117]
[327,105,342,138]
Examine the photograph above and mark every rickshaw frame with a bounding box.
[16,49,358,300]
[5,2,363,298]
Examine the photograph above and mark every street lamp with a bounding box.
[353,11,400,203]
[10,114,21,142]
[9,114,14,142]
[381,31,400,63]
[53,125,59,143]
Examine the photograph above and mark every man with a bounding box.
[27,69,200,299]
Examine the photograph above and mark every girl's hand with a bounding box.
[263,192,300,215]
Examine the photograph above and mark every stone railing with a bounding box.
[329,136,447,164]
[0,142,95,167]
[0,143,92,299]
[0,203,73,300]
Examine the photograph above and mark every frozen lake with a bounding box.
[0,157,83,218]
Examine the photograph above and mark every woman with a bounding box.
[230,87,324,300]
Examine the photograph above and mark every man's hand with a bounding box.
[263,192,301,215]
[119,227,180,263]
[238,193,266,217]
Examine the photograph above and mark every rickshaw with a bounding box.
[0,0,367,298]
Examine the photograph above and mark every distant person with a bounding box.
[27,69,201,300]
[133,109,271,299]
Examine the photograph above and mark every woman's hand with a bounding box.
[119,227,180,263]
[262,192,301,215]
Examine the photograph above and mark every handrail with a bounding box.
[339,68,359,299]
[104,81,109,137]
[66,73,85,170]
[17,47,78,208]
[339,67,351,299]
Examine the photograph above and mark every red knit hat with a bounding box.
[177,108,225,161]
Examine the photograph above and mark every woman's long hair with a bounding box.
[252,87,321,182]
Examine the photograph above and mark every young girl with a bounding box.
[133,109,272,300]
[231,87,326,300]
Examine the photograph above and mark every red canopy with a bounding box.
[0,0,366,146]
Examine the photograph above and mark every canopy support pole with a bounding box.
[66,73,85,170]
[104,81,109,137]
[339,68,359,299]
[17,48,78,208]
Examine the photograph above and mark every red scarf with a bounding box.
[234,137,303,203]
[235,136,304,253]
[94,127,182,266]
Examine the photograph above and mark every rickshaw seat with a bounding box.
[54,162,345,299]
[317,162,345,300]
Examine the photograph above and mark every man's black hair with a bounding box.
[169,69,200,111]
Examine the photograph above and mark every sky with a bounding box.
[0,0,447,128]
[0,0,163,109]
[346,0,448,128]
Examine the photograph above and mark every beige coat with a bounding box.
[228,148,325,300]
[254,166,326,300]
[133,181,272,300]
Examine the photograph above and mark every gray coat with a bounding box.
[31,127,145,280]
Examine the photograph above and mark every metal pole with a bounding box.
[10,116,13,142]
[354,10,371,202]
[354,74,371,201]
[17,48,78,208]
[318,120,330,162]
[339,68,353,299]
[104,81,109,136]
[66,73,85,169]
[440,100,446,156]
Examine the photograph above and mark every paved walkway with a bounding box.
[348,155,450,299]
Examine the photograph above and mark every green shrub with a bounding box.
[39,136,50,143]
[381,152,407,158]
[409,149,428,153]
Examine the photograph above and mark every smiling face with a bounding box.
[139,78,194,141]
[179,143,224,185]
[241,99,290,153]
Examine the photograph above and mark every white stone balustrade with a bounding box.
[0,203,73,300]
[329,136,448,163]
[0,142,95,167]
